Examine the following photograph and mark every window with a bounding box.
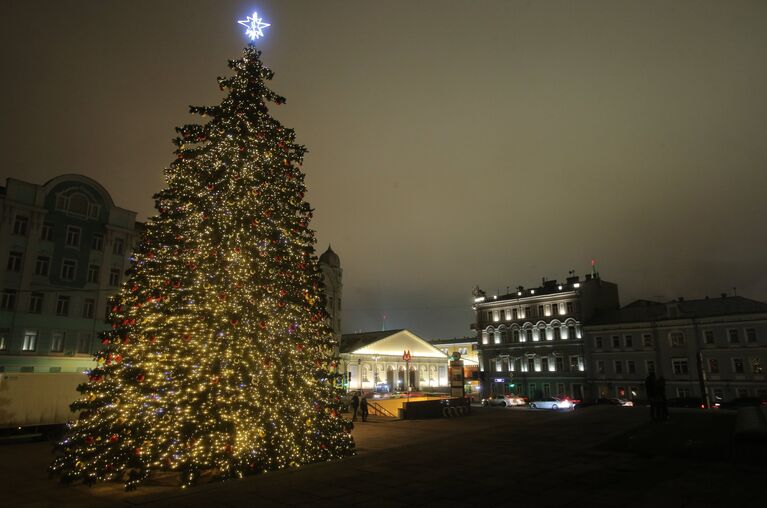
[624,335,633,348]
[703,330,714,345]
[41,222,54,241]
[481,331,489,345]
[733,358,744,374]
[612,336,621,349]
[547,304,554,317]
[486,311,492,322]
[56,295,70,316]
[542,384,551,397]
[597,361,605,375]
[646,360,655,374]
[525,329,532,342]
[35,256,50,276]
[541,357,549,372]
[29,293,43,313]
[555,356,563,372]
[113,238,125,255]
[614,361,623,374]
[512,330,520,343]
[746,329,756,343]
[22,330,37,351]
[65,226,81,247]
[527,358,535,372]
[494,330,501,344]
[728,329,739,344]
[1,290,17,311]
[594,336,603,349]
[566,302,574,314]
[752,357,763,375]
[627,360,636,374]
[91,233,104,251]
[642,334,654,347]
[109,268,120,286]
[13,216,29,236]
[567,324,576,339]
[82,298,96,319]
[553,327,561,340]
[6,251,23,272]
[77,333,92,354]
[61,259,77,281]
[569,356,579,372]
[670,332,686,347]
[494,358,502,372]
[672,358,689,375]
[708,359,719,374]
[512,308,518,320]
[50,332,65,353]
[87,264,100,284]
[557,383,565,395]
[538,305,544,316]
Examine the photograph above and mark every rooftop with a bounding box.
[589,295,767,325]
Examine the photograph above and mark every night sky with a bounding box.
[2,1,766,339]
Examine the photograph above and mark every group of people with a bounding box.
[644,372,668,421]
[349,391,369,422]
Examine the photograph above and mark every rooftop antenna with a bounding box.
[382,314,387,331]
[733,287,737,296]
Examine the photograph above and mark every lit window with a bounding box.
[22,330,37,351]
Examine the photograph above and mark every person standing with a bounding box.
[644,372,657,421]
[350,391,360,422]
[360,394,369,422]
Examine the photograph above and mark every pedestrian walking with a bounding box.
[360,394,369,422]
[350,391,360,422]
[644,372,657,421]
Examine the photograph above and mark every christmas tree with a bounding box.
[50,31,355,489]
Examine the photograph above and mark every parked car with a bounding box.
[481,395,510,407]
[610,398,634,407]
[529,397,574,410]
[505,395,528,406]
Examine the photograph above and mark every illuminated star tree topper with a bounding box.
[238,11,271,40]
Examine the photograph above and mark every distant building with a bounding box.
[339,329,449,393]
[428,336,480,398]
[318,245,342,341]
[473,272,620,400]
[584,295,767,404]
[0,175,141,375]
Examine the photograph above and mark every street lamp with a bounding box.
[357,358,362,391]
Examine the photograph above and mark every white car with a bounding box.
[529,397,574,410]
[505,395,528,406]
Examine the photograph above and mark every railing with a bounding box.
[367,401,396,418]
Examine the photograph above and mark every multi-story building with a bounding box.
[473,272,619,400]
[318,245,342,342]
[0,175,141,428]
[584,295,767,404]
[0,175,141,375]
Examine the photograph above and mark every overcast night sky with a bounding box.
[2,1,766,339]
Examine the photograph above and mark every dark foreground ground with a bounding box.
[1,406,764,507]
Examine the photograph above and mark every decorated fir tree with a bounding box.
[50,18,355,490]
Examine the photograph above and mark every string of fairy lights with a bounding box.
[50,12,355,490]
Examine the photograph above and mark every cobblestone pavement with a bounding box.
[2,406,764,507]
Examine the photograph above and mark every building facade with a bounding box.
[339,329,450,393]
[473,273,619,400]
[0,175,140,375]
[318,245,342,342]
[583,296,767,404]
